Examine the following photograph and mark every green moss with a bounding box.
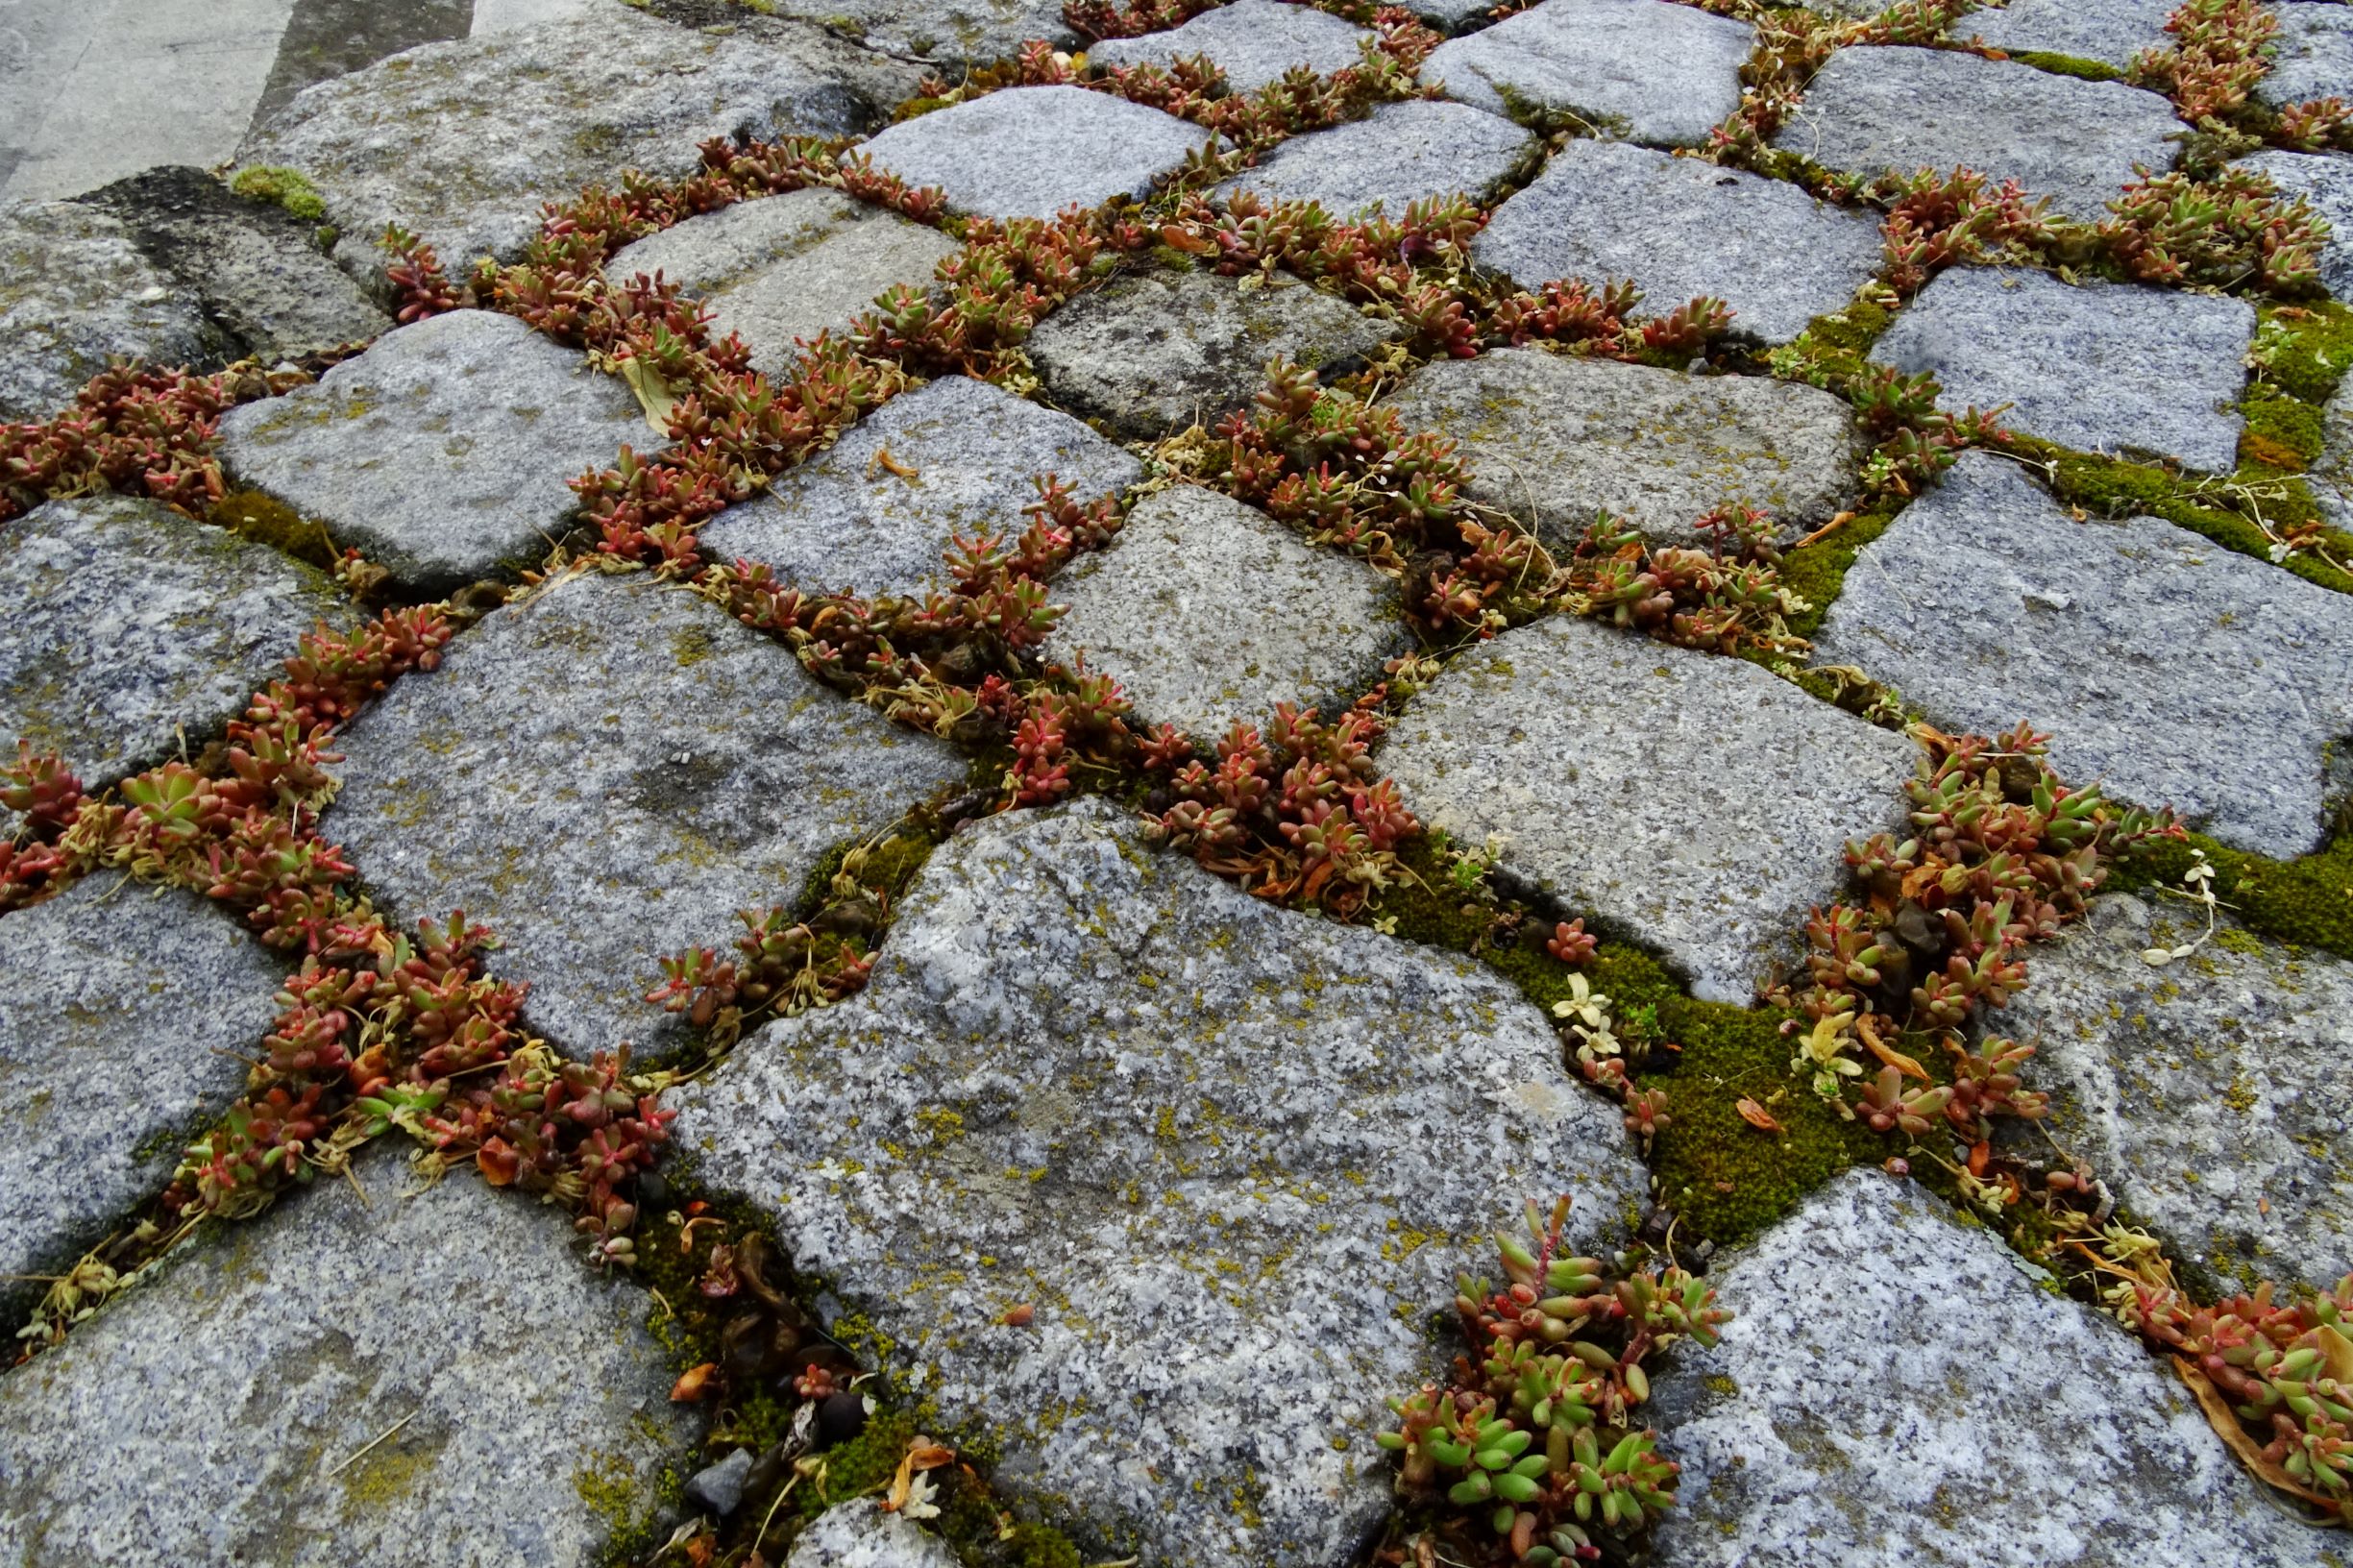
[2240,384,2326,472]
[2033,441,2353,598]
[212,489,342,573]
[2007,51,2123,82]
[2109,821,2353,962]
[1760,300,1893,389]
[2249,300,2353,405]
[230,164,327,223]
[1777,507,1896,642]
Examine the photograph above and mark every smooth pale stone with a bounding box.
[2259,2,2353,109]
[1091,1,1375,93]
[1419,0,1755,148]
[1213,99,1538,218]
[1960,0,2178,72]
[0,201,229,420]
[853,87,1214,221]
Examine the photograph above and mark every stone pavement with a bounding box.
[3,0,2352,1565]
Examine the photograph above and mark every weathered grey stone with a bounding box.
[1960,0,2177,71]
[2001,894,2353,1295]
[1091,1,1374,92]
[604,189,961,378]
[1027,266,1398,439]
[699,376,1142,598]
[0,876,280,1311]
[1649,1169,2324,1568]
[1774,46,2179,220]
[2316,376,2353,533]
[1869,267,2253,472]
[672,797,1647,1568]
[856,88,1213,222]
[0,495,355,785]
[1815,453,2353,857]
[1474,139,1882,346]
[219,309,645,594]
[698,0,1073,67]
[787,1501,962,1568]
[2235,148,2353,299]
[1049,487,1409,734]
[1382,614,1916,1001]
[1419,0,1755,148]
[1385,348,1862,549]
[1213,99,1537,218]
[0,203,227,421]
[2259,2,2353,110]
[326,570,966,1055]
[80,166,393,364]
[0,1143,693,1567]
[686,1447,755,1517]
[237,10,922,285]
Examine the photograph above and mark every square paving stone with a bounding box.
[1474,139,1883,346]
[1091,0,1374,92]
[1958,0,2178,72]
[1867,266,2252,473]
[1773,45,2180,221]
[1418,0,1756,148]
[0,875,282,1312]
[0,1142,693,1567]
[324,570,967,1055]
[1385,347,1861,549]
[699,375,1143,598]
[1047,486,1411,735]
[1026,265,1399,439]
[219,308,648,595]
[1378,612,1918,1002]
[0,202,229,421]
[691,0,1073,67]
[1813,451,2353,858]
[855,87,1214,221]
[2234,148,2353,298]
[1213,99,1537,218]
[0,494,357,786]
[604,188,961,378]
[2258,1,2353,109]
[237,9,924,285]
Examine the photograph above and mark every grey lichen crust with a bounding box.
[1998,895,2353,1296]
[1048,487,1412,736]
[1474,139,1883,347]
[672,798,1647,1568]
[857,88,1214,222]
[1090,1,1375,93]
[0,202,228,423]
[1385,348,1862,549]
[219,309,647,595]
[702,375,1142,598]
[1419,0,1756,147]
[324,570,966,1056]
[0,494,356,786]
[1213,100,1538,220]
[786,1501,962,1568]
[1649,1170,2323,1568]
[604,189,961,379]
[1026,267,1399,440]
[236,8,922,284]
[1379,615,1917,1002]
[0,876,281,1312]
[0,1143,694,1568]
[1774,45,2179,221]
[1869,267,2254,473]
[1814,453,2353,858]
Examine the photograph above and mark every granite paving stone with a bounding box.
[692,0,1075,68]
[219,308,647,594]
[1813,451,2353,858]
[1474,139,1884,345]
[1026,266,1399,439]
[787,1502,962,1567]
[1091,0,1374,92]
[324,570,967,1056]
[1868,266,2253,472]
[1378,613,1918,1001]
[1420,0,1755,147]
[699,376,1143,598]
[0,876,282,1313]
[1773,45,2180,220]
[2317,377,2353,533]
[604,188,962,377]
[854,87,1213,221]
[2258,1,2353,110]
[1385,348,1862,549]
[1958,0,2179,72]
[0,202,229,421]
[1047,486,1411,735]
[1213,99,1537,218]
[1648,1170,2326,1568]
[2233,148,2353,299]
[0,494,357,785]
[671,796,1649,1568]
[0,1142,695,1567]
